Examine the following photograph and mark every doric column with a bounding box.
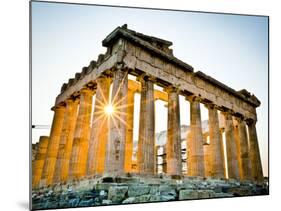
[104,69,128,176]
[69,87,94,179]
[124,89,135,172]
[52,98,79,183]
[233,117,251,180]
[40,104,66,186]
[223,111,239,179]
[187,96,205,177]
[186,132,191,175]
[166,86,182,176]
[206,104,225,178]
[203,143,212,177]
[32,136,49,188]
[247,119,263,181]
[87,76,111,175]
[220,128,227,178]
[137,75,155,175]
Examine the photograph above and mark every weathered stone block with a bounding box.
[161,195,176,201]
[213,192,234,198]
[68,198,80,207]
[99,190,108,199]
[108,186,128,202]
[149,195,162,202]
[178,182,195,190]
[226,187,252,196]
[95,183,117,191]
[115,177,140,183]
[78,199,94,207]
[137,194,151,203]
[122,197,137,204]
[149,185,159,195]
[198,190,215,198]
[159,184,176,196]
[128,185,150,197]
[179,190,199,200]
[102,199,112,205]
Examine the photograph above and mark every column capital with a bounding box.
[204,103,220,110]
[245,118,257,125]
[185,95,201,102]
[80,86,95,95]
[164,85,180,94]
[65,97,79,104]
[233,115,246,123]
[51,103,66,111]
[221,109,235,117]
[136,73,156,83]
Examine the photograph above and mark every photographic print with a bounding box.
[31,1,269,210]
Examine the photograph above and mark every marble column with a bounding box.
[219,128,228,178]
[233,117,251,180]
[137,75,155,175]
[247,119,263,181]
[40,105,66,186]
[207,104,225,178]
[69,87,93,179]
[104,69,128,176]
[87,76,111,175]
[124,89,135,172]
[203,143,212,177]
[223,111,239,179]
[52,98,79,183]
[166,86,182,176]
[32,136,49,188]
[186,132,191,175]
[187,96,205,177]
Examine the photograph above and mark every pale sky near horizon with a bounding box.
[31,2,268,175]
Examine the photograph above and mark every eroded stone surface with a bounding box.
[32,176,268,209]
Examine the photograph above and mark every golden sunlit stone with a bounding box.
[32,27,268,209]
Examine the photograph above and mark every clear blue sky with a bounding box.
[31,2,268,175]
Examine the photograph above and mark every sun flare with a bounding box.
[104,104,115,115]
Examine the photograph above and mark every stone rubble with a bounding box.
[32,176,268,209]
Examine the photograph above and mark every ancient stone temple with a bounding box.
[32,24,264,194]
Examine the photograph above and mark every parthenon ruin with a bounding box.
[32,24,264,189]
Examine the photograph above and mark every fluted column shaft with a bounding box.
[138,76,155,175]
[208,105,225,178]
[104,69,128,175]
[220,129,227,178]
[124,89,135,172]
[69,87,93,179]
[87,76,111,175]
[203,143,212,177]
[32,136,49,188]
[223,112,239,179]
[40,105,66,186]
[166,87,182,175]
[233,117,251,180]
[188,96,205,176]
[247,119,263,181]
[52,98,79,183]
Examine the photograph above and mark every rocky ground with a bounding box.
[32,175,269,210]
